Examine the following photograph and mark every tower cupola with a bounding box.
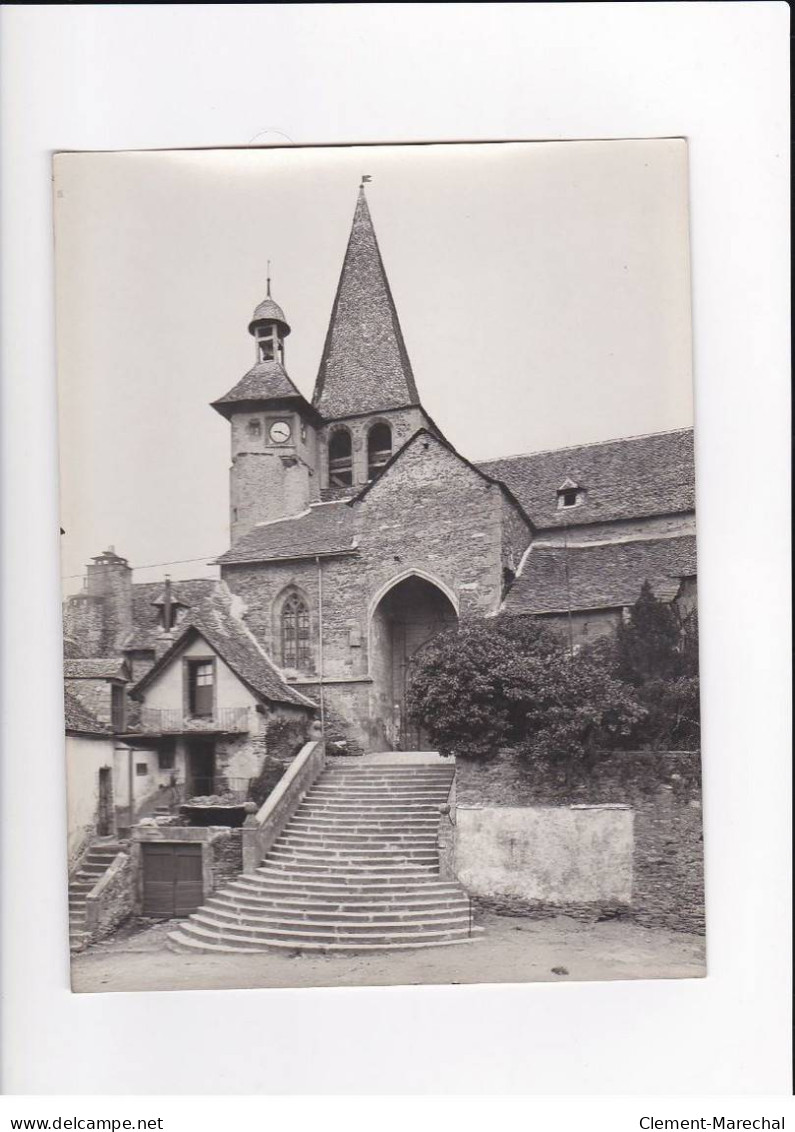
[248,271,291,365]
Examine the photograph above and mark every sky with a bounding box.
[55,140,693,593]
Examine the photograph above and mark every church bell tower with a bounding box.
[212,278,320,544]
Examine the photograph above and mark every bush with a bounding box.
[408,616,645,762]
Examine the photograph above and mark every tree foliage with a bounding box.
[407,616,644,761]
[407,582,700,761]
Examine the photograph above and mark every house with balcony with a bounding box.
[63,555,317,831]
[124,585,316,805]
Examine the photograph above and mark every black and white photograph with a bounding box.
[55,139,705,994]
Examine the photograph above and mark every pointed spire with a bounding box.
[312,186,419,419]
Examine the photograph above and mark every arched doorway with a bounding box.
[370,574,458,751]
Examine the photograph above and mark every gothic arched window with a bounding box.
[328,428,353,487]
[367,422,392,480]
[282,593,311,670]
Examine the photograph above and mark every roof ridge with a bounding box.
[475,425,694,465]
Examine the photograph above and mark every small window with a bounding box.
[282,594,311,670]
[135,762,148,777]
[247,418,262,438]
[328,428,353,487]
[367,422,392,480]
[557,481,583,509]
[187,659,214,718]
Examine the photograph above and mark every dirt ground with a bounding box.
[71,912,706,994]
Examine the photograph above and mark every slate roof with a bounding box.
[64,689,111,735]
[216,502,356,566]
[478,428,695,530]
[212,360,311,419]
[503,534,697,616]
[63,658,128,681]
[312,188,420,419]
[249,296,290,332]
[125,578,218,651]
[132,586,316,709]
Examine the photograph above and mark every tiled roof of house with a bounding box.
[64,688,111,735]
[312,188,420,419]
[211,360,310,418]
[125,578,219,651]
[478,428,695,530]
[216,501,356,566]
[63,658,128,680]
[132,586,316,709]
[503,534,697,616]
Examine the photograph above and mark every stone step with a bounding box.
[258,860,439,878]
[231,875,463,897]
[319,769,455,778]
[215,885,469,910]
[167,929,475,955]
[187,910,473,941]
[310,784,450,795]
[287,816,439,830]
[174,918,480,949]
[278,833,437,849]
[295,803,444,816]
[206,896,470,924]
[270,846,439,860]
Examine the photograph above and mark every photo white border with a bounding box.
[1,2,790,1095]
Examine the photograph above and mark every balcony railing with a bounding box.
[136,706,251,734]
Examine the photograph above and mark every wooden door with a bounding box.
[141,843,203,917]
[97,767,114,837]
[186,738,215,797]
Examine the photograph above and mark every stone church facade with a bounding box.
[64,184,697,768]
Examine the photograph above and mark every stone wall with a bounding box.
[455,805,634,910]
[224,433,532,752]
[65,733,117,865]
[85,851,135,942]
[455,748,704,933]
[63,594,105,658]
[212,828,243,889]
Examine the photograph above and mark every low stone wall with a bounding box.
[456,805,633,913]
[455,749,704,933]
[84,852,135,942]
[212,828,243,889]
[242,740,326,872]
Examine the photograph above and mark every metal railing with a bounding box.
[136,706,251,734]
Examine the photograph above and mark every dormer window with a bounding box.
[557,478,584,510]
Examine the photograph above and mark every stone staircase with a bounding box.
[69,843,123,951]
[168,760,482,953]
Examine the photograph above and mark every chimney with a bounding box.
[86,547,133,655]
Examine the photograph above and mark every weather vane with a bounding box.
[360,174,372,186]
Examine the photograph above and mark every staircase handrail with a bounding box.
[241,740,326,873]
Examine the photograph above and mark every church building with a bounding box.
[65,183,697,771]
